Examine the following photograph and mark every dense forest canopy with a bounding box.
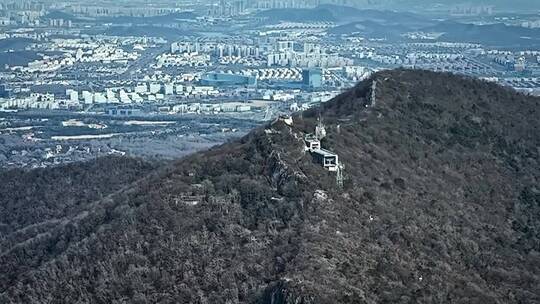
[0,69,539,303]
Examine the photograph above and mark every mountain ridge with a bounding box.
[1,69,539,303]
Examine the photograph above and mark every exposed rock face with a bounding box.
[1,69,539,303]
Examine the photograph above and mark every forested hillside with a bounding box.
[1,70,539,303]
[0,157,156,293]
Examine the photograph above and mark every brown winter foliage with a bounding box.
[0,69,539,303]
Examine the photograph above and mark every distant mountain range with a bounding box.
[256,7,337,22]
[256,4,437,40]
[99,12,198,25]
[424,21,540,47]
[256,4,433,26]
[255,4,540,47]
[1,70,539,303]
[328,20,410,39]
[330,0,540,12]
[318,4,433,26]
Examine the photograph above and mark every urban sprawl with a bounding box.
[0,0,539,168]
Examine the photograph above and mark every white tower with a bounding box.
[315,118,326,140]
[336,163,344,189]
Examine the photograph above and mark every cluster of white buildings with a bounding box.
[52,37,157,51]
[166,41,269,68]
[168,39,354,70]
[488,50,540,64]
[155,52,211,68]
[367,52,465,66]
[10,38,142,72]
[261,89,297,101]
[343,66,370,79]
[69,4,176,18]
[74,46,139,64]
[267,48,354,68]
[171,41,262,59]
[405,53,464,63]
[76,83,220,105]
[502,77,540,96]
[0,82,225,110]
[1,93,63,110]
[218,56,265,67]
[0,29,49,40]
[254,68,302,81]
[215,44,261,59]
[170,102,253,115]
[407,42,482,49]
[20,56,76,73]
[450,4,494,16]
[402,32,444,40]
[48,19,73,28]
[253,0,342,9]
[369,54,406,65]
[265,22,334,30]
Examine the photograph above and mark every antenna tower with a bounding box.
[370,80,377,107]
[336,163,344,190]
[315,115,326,140]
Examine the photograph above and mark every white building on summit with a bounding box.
[304,119,344,188]
[311,148,339,172]
[305,134,321,151]
[304,119,339,171]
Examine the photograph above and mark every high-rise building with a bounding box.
[217,45,224,58]
[302,68,322,88]
[277,41,294,52]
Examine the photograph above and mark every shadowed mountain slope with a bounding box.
[1,70,539,303]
